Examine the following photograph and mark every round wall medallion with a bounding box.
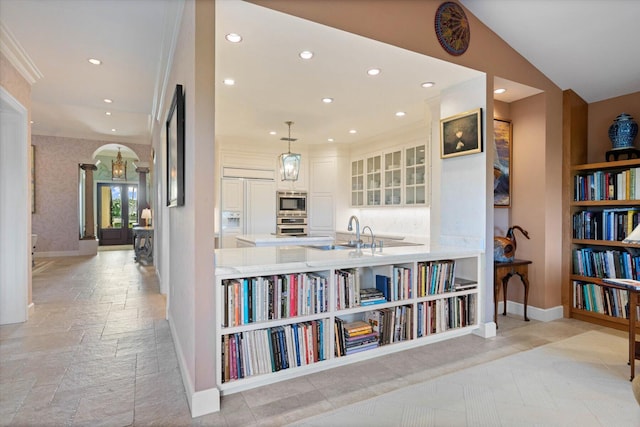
[435,2,470,56]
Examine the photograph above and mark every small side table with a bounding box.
[494,259,532,328]
[133,226,153,264]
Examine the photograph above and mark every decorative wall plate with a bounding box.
[435,2,470,56]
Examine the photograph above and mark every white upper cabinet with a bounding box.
[405,144,427,205]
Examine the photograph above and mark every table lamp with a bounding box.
[141,208,152,227]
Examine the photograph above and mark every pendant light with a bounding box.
[111,147,127,180]
[279,121,301,181]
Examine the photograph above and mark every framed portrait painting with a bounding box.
[440,108,482,159]
[166,84,185,207]
[493,118,512,207]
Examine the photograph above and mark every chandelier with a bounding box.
[112,147,127,180]
[279,121,301,181]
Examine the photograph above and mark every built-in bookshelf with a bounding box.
[215,253,480,394]
[568,159,640,331]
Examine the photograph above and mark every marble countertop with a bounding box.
[235,234,333,245]
[215,243,482,277]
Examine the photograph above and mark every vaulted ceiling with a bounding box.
[1,0,638,146]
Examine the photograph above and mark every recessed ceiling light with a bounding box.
[88,58,102,65]
[494,88,507,94]
[322,97,333,104]
[30,120,34,124]
[299,51,314,60]
[225,33,242,43]
[105,111,111,116]
[421,82,435,88]
[223,78,235,86]
[367,68,381,76]
[103,98,113,103]
[395,111,406,117]
[269,131,277,135]
[327,138,334,142]
[349,129,357,134]
[111,128,116,132]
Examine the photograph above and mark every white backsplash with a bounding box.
[354,207,430,239]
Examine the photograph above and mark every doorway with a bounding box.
[97,183,138,245]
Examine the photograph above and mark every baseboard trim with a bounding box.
[168,313,220,417]
[34,250,81,258]
[497,301,564,322]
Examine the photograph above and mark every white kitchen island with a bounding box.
[214,243,485,396]
[235,234,333,247]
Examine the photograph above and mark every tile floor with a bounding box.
[0,250,620,426]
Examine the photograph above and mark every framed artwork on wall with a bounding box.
[166,84,185,207]
[493,118,512,207]
[440,108,482,158]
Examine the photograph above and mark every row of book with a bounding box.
[572,247,640,280]
[416,260,456,296]
[417,294,477,337]
[334,318,379,357]
[364,305,413,346]
[572,208,639,241]
[335,268,360,309]
[222,273,329,327]
[573,281,632,319]
[574,167,640,201]
[221,319,329,383]
[375,267,412,302]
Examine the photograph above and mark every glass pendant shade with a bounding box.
[279,121,301,181]
[111,147,127,180]
[280,152,301,181]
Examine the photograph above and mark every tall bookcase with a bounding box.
[569,159,640,331]
[562,90,640,332]
[215,251,480,395]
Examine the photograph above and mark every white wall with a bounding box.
[0,87,30,324]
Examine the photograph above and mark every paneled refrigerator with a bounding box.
[220,178,276,248]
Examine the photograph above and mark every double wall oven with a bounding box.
[276,191,307,236]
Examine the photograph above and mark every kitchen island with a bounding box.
[214,243,484,396]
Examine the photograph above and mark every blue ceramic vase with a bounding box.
[609,113,638,150]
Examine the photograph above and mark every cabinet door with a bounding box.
[351,159,364,207]
[405,144,427,205]
[384,150,402,205]
[366,155,381,206]
[221,178,243,211]
[246,180,276,234]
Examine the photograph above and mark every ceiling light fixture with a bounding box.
[104,98,113,103]
[30,120,34,124]
[395,111,406,117]
[367,68,381,76]
[112,147,127,180]
[105,112,111,116]
[223,78,235,86]
[322,97,333,103]
[299,51,313,60]
[349,129,357,134]
[269,131,277,135]
[494,88,507,94]
[88,58,102,65]
[225,33,242,43]
[421,82,435,88]
[111,128,116,132]
[279,121,301,181]
[327,138,334,142]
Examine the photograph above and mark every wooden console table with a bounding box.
[133,226,153,264]
[494,259,532,328]
[602,278,640,380]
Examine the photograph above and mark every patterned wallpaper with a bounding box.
[31,135,150,253]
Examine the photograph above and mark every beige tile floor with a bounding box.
[0,250,618,426]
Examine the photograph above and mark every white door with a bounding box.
[246,180,276,235]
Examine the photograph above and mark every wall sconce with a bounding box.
[279,121,301,181]
[141,208,152,227]
[112,147,127,180]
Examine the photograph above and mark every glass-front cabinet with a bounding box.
[366,155,381,206]
[351,159,364,207]
[405,144,427,205]
[384,150,402,205]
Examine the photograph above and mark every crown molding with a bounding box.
[0,22,43,85]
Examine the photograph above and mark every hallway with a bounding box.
[0,250,617,426]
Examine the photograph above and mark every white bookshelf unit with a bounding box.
[214,244,482,395]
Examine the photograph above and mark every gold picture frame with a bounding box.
[440,108,482,159]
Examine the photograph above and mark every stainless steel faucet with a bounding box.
[347,215,361,249]
[362,225,374,247]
